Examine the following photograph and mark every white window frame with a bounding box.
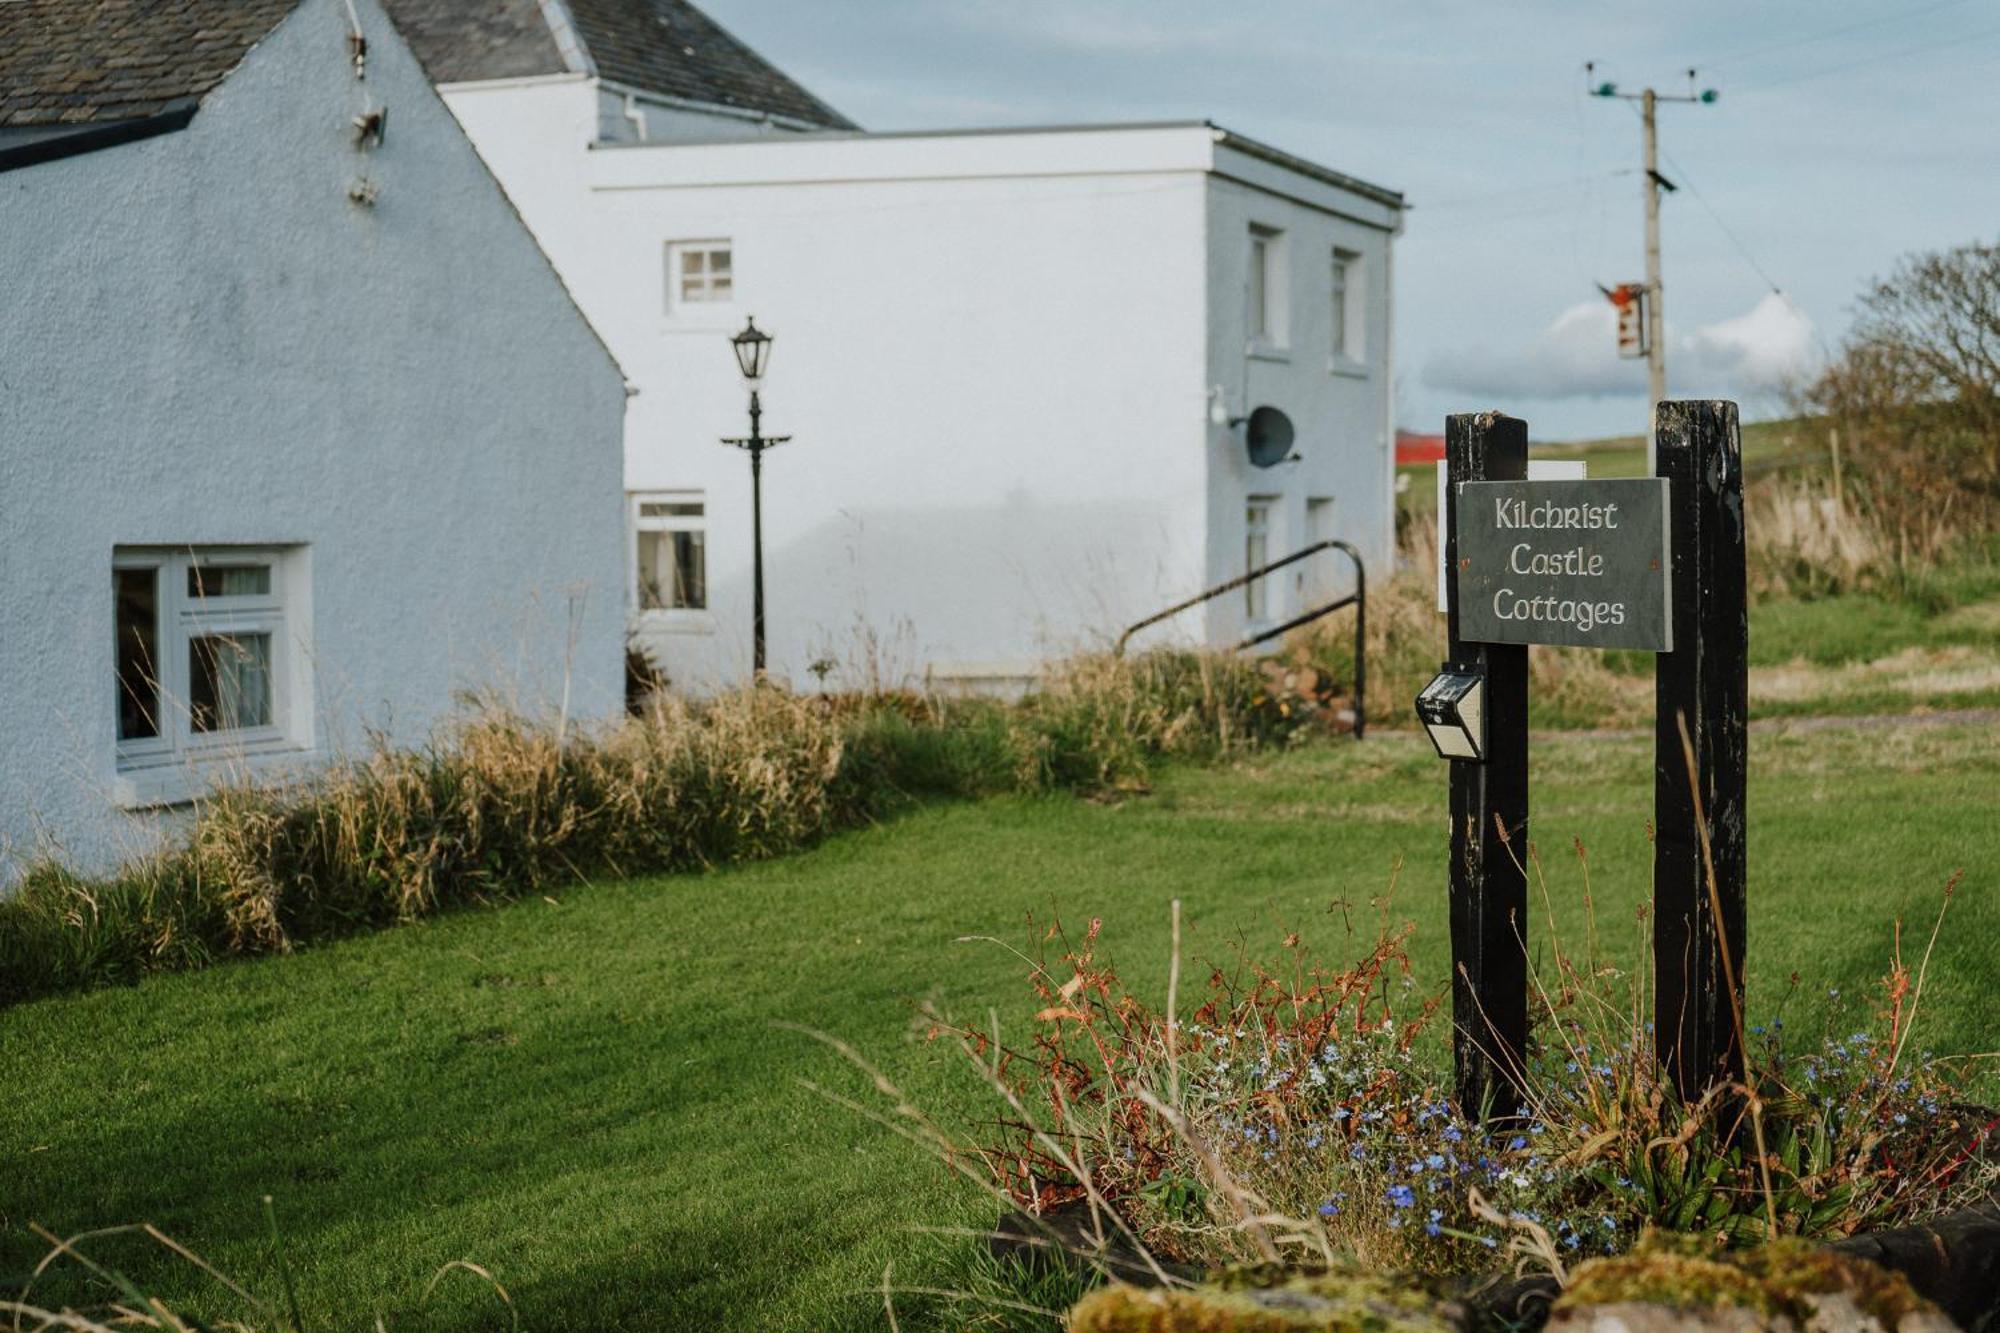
[1247,224,1289,357]
[630,491,713,632]
[1331,247,1367,372]
[1245,497,1278,623]
[113,546,311,777]
[664,239,734,311]
[1303,496,1338,599]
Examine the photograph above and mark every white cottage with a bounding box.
[391,0,1405,692]
[0,0,628,875]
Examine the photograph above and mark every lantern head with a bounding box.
[731,316,773,385]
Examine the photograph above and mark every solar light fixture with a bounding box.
[1415,666,1486,762]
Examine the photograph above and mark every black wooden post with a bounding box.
[1444,412,1530,1118]
[1653,400,1748,1098]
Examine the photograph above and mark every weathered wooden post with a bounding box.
[1652,400,1748,1097]
[1441,412,1530,1118]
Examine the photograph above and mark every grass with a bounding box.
[1373,414,2000,725]
[3,719,1995,1330]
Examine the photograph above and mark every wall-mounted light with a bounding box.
[1416,666,1486,762]
[353,106,387,148]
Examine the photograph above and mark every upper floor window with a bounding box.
[1248,225,1287,351]
[632,492,707,616]
[666,240,733,309]
[1332,247,1366,366]
[115,546,306,769]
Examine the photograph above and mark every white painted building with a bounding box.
[393,1,1404,691]
[0,0,627,875]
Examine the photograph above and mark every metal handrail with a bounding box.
[1114,539,1367,738]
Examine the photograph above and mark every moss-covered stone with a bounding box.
[1070,1268,1457,1333]
[1555,1233,1943,1332]
[1561,1247,1789,1319]
[1732,1238,1933,1329]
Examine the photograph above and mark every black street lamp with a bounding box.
[721,317,790,676]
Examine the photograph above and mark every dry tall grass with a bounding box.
[0,650,1317,1007]
[1290,515,1653,732]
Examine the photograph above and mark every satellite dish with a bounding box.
[1243,405,1296,468]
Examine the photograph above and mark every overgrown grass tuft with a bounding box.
[857,874,1994,1321]
[0,649,1328,1007]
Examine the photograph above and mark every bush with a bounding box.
[1802,237,2000,569]
[887,878,1991,1297]
[0,650,1336,1007]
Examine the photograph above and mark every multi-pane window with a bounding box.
[1304,497,1337,598]
[666,240,733,308]
[1245,498,1275,621]
[114,548,299,767]
[1332,248,1365,364]
[1248,225,1286,348]
[633,493,707,613]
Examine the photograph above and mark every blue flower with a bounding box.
[1507,1136,1528,1151]
[1426,1209,1444,1237]
[1319,1201,1341,1217]
[1443,1125,1463,1143]
[1387,1184,1416,1209]
[1426,1153,1446,1170]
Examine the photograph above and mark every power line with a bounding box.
[1654,146,1837,368]
[1655,147,1786,299]
[1422,170,1628,212]
[1697,0,1976,70]
[1737,18,2000,93]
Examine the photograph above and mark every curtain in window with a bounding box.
[191,633,273,732]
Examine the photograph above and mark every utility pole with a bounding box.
[1590,67,1717,466]
[1642,87,1664,419]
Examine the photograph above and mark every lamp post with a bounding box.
[721,317,790,677]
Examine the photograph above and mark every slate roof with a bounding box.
[567,0,852,128]
[376,0,566,84]
[383,0,854,129]
[0,0,299,128]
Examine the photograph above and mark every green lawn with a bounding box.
[4,721,1997,1330]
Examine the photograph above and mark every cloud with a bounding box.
[1422,293,1816,402]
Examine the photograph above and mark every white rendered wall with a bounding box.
[440,104,1219,689]
[0,0,627,876]
[436,99,1401,688]
[1197,167,1399,647]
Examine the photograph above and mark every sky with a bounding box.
[700,0,2000,441]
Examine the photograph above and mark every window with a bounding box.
[1304,497,1337,598]
[632,493,707,615]
[1245,498,1276,621]
[1332,248,1366,365]
[1248,225,1287,350]
[665,240,732,309]
[114,547,304,769]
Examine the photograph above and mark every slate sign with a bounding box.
[1455,478,1672,651]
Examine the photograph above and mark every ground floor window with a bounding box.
[114,547,305,769]
[1245,497,1277,621]
[632,492,708,616]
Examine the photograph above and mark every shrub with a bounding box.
[0,650,1338,1007]
[882,875,1990,1304]
[1801,237,2000,569]
[1290,516,1651,734]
